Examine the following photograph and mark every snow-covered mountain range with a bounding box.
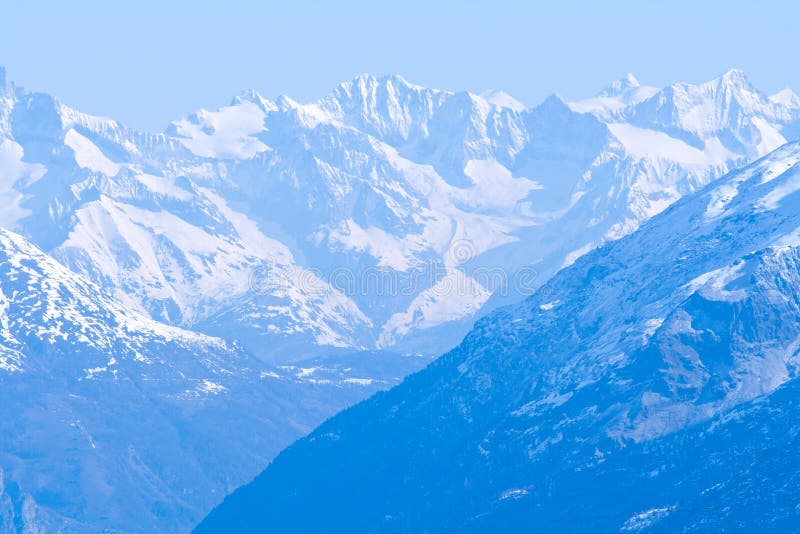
[1,67,798,358]
[1,66,799,532]
[198,137,800,533]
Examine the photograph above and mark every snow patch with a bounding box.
[343,377,374,386]
[135,173,192,201]
[462,159,542,212]
[513,391,574,417]
[65,129,121,176]
[757,167,800,210]
[685,262,749,302]
[197,380,226,395]
[479,90,526,112]
[608,123,735,169]
[379,269,491,346]
[621,506,676,531]
[539,300,560,311]
[0,140,46,227]
[171,101,269,159]
[499,488,530,501]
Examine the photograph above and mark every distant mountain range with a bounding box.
[198,136,800,533]
[2,67,798,358]
[1,67,799,531]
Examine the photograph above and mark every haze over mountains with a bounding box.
[0,66,799,531]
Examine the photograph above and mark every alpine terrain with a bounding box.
[0,228,416,532]
[1,65,799,531]
[198,141,800,532]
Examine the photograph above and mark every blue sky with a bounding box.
[2,0,797,131]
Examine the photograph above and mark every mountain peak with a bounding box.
[479,89,526,112]
[598,73,640,97]
[231,88,277,112]
[352,72,412,86]
[275,94,300,111]
[717,67,752,88]
[538,92,570,111]
[332,73,436,102]
[770,87,800,108]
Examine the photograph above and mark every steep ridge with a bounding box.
[197,141,800,532]
[0,228,408,532]
[2,85,374,358]
[0,69,797,359]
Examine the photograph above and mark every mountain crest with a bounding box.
[479,89,526,112]
[537,92,571,112]
[275,93,301,111]
[771,87,800,108]
[230,88,277,112]
[717,67,751,86]
[342,73,425,95]
[598,73,640,97]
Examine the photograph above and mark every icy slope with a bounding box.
[196,141,800,532]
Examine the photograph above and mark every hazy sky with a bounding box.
[2,0,797,131]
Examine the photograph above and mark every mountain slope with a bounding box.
[0,228,407,532]
[196,141,800,532]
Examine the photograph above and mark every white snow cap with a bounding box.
[598,73,641,97]
[716,68,752,88]
[770,88,800,108]
[479,90,526,112]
